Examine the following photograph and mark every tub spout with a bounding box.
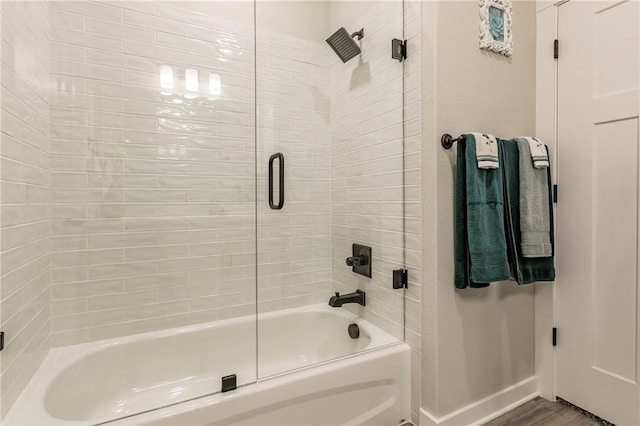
[328,289,366,307]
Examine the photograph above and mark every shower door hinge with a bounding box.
[0,331,4,352]
[553,184,558,203]
[393,269,408,289]
[554,39,559,59]
[552,327,557,346]
[392,39,407,62]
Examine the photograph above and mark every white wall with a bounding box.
[421,0,538,420]
[0,0,51,417]
[258,1,329,42]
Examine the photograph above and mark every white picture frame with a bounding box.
[479,0,513,57]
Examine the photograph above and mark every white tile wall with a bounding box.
[48,1,259,347]
[0,0,51,417]
[256,27,332,314]
[47,0,418,349]
[47,1,335,347]
[330,2,408,340]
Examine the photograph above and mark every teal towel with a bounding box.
[454,135,511,289]
[500,139,555,284]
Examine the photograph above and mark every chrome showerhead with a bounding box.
[326,27,364,63]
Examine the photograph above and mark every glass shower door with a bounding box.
[255,0,406,379]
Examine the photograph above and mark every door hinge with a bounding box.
[552,327,557,346]
[392,39,407,62]
[393,269,408,289]
[553,184,558,203]
[554,39,559,59]
[0,331,4,352]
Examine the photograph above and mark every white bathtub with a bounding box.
[5,304,410,426]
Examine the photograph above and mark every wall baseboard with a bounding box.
[419,376,539,425]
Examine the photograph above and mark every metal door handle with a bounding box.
[268,153,284,210]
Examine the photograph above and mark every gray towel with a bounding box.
[502,139,555,283]
[515,138,552,257]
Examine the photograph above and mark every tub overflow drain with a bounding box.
[348,323,360,339]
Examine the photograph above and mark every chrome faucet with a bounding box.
[328,289,366,307]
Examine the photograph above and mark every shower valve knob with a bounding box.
[346,255,367,266]
[347,243,372,278]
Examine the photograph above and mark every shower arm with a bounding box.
[351,29,364,41]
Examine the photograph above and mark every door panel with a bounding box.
[592,118,638,383]
[557,1,640,424]
[254,1,406,380]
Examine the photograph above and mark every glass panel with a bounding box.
[256,1,405,379]
[1,1,257,424]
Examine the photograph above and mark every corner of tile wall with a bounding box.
[330,2,405,341]
[327,2,422,418]
[0,0,51,418]
[330,0,422,353]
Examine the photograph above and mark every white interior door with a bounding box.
[556,0,640,424]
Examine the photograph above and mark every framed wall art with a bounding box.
[479,0,513,57]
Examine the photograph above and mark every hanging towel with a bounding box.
[515,138,553,257]
[469,132,499,169]
[500,138,555,284]
[517,136,549,169]
[454,135,510,289]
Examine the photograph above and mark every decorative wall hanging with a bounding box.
[479,0,513,57]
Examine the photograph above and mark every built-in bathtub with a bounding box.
[5,304,410,426]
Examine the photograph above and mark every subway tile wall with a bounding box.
[47,1,334,347]
[330,2,407,340]
[47,1,259,347]
[0,1,51,417]
[329,3,423,420]
[328,7,423,420]
[256,27,332,313]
